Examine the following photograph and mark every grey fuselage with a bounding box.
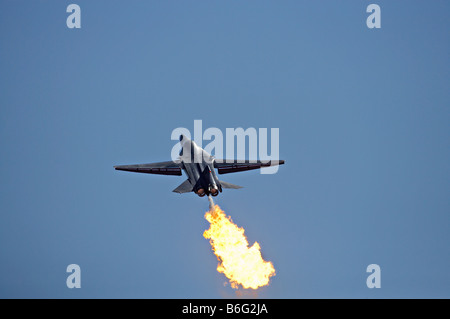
[178,135,221,196]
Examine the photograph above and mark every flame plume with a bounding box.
[203,204,276,289]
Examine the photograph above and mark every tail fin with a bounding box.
[219,180,243,189]
[172,180,193,193]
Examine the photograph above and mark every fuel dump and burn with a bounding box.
[203,201,276,290]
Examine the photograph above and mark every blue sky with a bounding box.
[0,1,449,298]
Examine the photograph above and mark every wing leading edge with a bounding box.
[114,161,182,176]
[213,160,285,174]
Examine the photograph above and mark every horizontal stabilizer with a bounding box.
[219,180,243,189]
[173,179,194,194]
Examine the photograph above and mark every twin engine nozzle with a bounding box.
[196,186,219,197]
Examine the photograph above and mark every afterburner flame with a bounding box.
[203,205,275,289]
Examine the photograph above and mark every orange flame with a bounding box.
[203,204,276,289]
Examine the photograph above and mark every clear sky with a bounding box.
[0,1,449,298]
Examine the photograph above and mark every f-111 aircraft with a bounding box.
[114,135,284,197]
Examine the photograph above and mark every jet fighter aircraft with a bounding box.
[114,135,284,197]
